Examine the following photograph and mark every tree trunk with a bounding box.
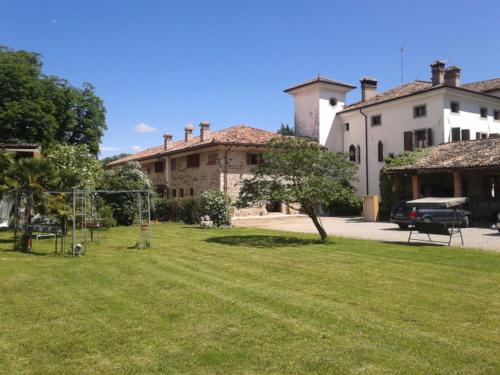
[308,212,328,242]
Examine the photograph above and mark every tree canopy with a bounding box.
[239,136,358,241]
[101,162,154,225]
[45,144,104,190]
[277,123,294,136]
[0,46,106,155]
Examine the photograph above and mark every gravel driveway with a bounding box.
[233,215,500,252]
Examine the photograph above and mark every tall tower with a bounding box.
[284,76,355,146]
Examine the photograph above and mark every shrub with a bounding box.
[200,190,231,227]
[101,162,153,225]
[327,196,362,216]
[153,191,231,227]
[179,198,202,224]
[153,197,201,224]
[99,205,116,229]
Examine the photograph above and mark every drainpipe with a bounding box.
[359,108,369,195]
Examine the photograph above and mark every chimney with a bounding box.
[184,124,193,142]
[199,121,211,142]
[430,60,446,85]
[360,77,378,101]
[444,66,461,87]
[163,133,173,151]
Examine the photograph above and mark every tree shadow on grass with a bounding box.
[0,248,48,256]
[205,235,323,248]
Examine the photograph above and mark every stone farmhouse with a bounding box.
[286,61,500,198]
[107,124,284,214]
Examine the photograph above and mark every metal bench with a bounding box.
[408,222,463,246]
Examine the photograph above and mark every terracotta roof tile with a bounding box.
[386,137,500,173]
[462,78,500,93]
[342,78,500,113]
[342,81,433,111]
[107,125,277,166]
[284,75,356,92]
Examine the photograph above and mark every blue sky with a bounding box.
[1,0,499,157]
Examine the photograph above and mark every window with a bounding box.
[480,107,488,118]
[179,188,184,197]
[494,110,500,121]
[476,132,488,139]
[404,131,413,151]
[461,129,470,141]
[415,130,427,148]
[348,145,356,162]
[154,161,164,173]
[189,188,194,196]
[413,104,427,118]
[451,127,461,142]
[207,153,217,166]
[246,153,263,165]
[171,189,177,198]
[377,141,384,162]
[345,123,350,131]
[451,101,460,113]
[356,145,361,164]
[371,115,382,126]
[187,154,200,168]
[170,158,177,171]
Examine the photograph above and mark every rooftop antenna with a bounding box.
[400,46,406,84]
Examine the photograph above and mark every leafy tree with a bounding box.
[0,46,106,155]
[277,123,294,136]
[45,144,103,189]
[0,152,15,196]
[101,162,153,225]
[239,136,358,241]
[101,153,131,166]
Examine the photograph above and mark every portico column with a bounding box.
[453,171,463,197]
[411,175,420,199]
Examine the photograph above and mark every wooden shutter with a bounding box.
[476,132,481,140]
[461,129,470,141]
[426,128,433,146]
[404,131,413,151]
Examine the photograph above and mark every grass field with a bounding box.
[0,223,499,374]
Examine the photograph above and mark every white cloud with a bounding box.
[134,122,156,133]
[100,146,123,152]
[131,145,143,152]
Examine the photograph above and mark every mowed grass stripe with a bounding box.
[1,223,499,374]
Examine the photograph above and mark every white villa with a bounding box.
[285,61,500,197]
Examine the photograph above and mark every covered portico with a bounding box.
[386,137,500,224]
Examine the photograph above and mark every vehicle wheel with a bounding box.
[397,224,408,229]
[423,217,432,223]
[461,216,470,228]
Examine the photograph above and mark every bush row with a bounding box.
[153,190,231,227]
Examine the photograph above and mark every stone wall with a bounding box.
[168,150,220,197]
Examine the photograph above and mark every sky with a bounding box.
[1,0,499,157]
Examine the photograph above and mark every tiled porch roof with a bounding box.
[385,137,500,173]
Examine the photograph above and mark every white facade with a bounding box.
[287,69,500,198]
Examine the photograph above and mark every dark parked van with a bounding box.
[390,200,471,229]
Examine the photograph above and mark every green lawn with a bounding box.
[0,224,499,374]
